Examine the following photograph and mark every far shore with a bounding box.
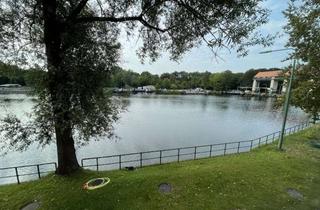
[0,86,283,98]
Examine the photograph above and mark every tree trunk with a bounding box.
[42,0,80,175]
[55,121,80,174]
[52,89,80,174]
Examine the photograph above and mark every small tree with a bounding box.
[284,0,320,122]
[1,0,272,175]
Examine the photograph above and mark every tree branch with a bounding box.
[139,17,173,33]
[76,15,174,33]
[76,15,142,23]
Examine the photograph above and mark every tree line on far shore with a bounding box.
[0,62,281,91]
[110,67,281,91]
[0,62,45,87]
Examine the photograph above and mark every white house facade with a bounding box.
[252,70,287,94]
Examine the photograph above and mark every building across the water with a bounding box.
[252,70,287,94]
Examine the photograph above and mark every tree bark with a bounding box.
[42,0,80,175]
[55,121,80,174]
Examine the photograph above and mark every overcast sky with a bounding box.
[118,0,292,74]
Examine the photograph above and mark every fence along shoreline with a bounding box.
[0,122,312,185]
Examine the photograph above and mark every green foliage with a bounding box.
[23,68,47,88]
[0,62,46,87]
[110,68,282,91]
[284,0,320,120]
[291,65,320,121]
[240,69,259,86]
[0,22,124,151]
[0,62,26,85]
[284,0,320,64]
[0,76,9,85]
[209,70,242,91]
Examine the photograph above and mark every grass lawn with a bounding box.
[0,125,320,210]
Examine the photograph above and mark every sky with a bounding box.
[119,0,292,74]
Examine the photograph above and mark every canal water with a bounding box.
[0,94,308,183]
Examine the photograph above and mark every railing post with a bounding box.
[209,145,213,157]
[272,133,275,142]
[54,162,57,171]
[159,150,162,165]
[96,158,99,171]
[224,143,227,155]
[177,148,180,162]
[194,147,197,160]
[140,152,143,168]
[237,142,240,153]
[266,135,269,144]
[81,159,83,167]
[250,140,253,150]
[119,155,121,170]
[258,137,261,147]
[15,167,20,184]
[37,165,41,179]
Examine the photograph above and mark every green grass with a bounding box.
[1,126,320,210]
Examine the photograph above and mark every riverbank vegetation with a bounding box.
[0,62,45,87]
[109,68,282,91]
[0,61,281,92]
[1,125,319,210]
[284,0,320,122]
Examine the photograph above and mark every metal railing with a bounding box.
[81,122,311,172]
[0,162,57,185]
[0,121,312,185]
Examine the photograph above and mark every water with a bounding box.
[0,94,308,177]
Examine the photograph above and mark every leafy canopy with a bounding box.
[284,0,320,120]
[0,0,272,152]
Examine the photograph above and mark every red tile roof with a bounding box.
[254,70,283,79]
